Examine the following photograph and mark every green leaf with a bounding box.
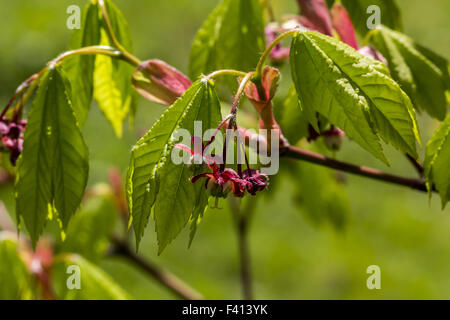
[189,0,265,79]
[424,115,450,209]
[287,160,350,229]
[52,254,130,300]
[63,1,101,125]
[16,67,89,246]
[290,31,420,163]
[94,0,136,137]
[277,85,309,144]
[368,26,449,120]
[127,79,221,252]
[340,0,402,36]
[0,235,35,299]
[57,196,117,261]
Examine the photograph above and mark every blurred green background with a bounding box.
[0,0,449,299]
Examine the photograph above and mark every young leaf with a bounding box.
[127,79,221,252]
[16,67,89,245]
[94,0,136,137]
[63,1,101,125]
[340,0,402,36]
[52,254,130,299]
[368,26,449,120]
[189,0,265,79]
[424,115,450,209]
[290,31,420,163]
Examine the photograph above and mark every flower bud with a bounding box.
[132,59,192,105]
[244,66,280,112]
[322,128,345,151]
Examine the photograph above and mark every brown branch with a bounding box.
[109,237,203,300]
[282,145,434,193]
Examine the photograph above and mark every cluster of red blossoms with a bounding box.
[175,135,268,199]
[0,117,26,166]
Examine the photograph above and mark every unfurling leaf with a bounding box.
[330,2,358,49]
[63,1,101,125]
[132,60,192,105]
[16,67,89,246]
[127,79,222,252]
[93,0,136,137]
[368,26,449,121]
[189,0,265,79]
[424,115,450,209]
[290,31,420,163]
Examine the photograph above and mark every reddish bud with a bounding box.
[322,128,345,151]
[132,59,192,105]
[244,66,280,112]
[331,2,358,49]
[296,0,333,36]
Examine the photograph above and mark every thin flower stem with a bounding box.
[282,145,434,193]
[255,28,299,79]
[231,72,255,116]
[206,69,248,80]
[98,0,142,67]
[7,45,134,116]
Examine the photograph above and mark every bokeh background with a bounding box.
[0,0,449,299]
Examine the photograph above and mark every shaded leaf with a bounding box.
[340,0,402,36]
[189,0,265,79]
[277,85,309,144]
[16,67,89,245]
[368,26,448,120]
[56,197,117,261]
[287,160,350,229]
[63,1,101,125]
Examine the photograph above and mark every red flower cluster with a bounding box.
[175,135,268,199]
[0,117,26,165]
[192,163,268,198]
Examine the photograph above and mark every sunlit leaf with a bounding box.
[290,31,420,163]
[93,0,136,137]
[127,79,221,252]
[424,115,450,209]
